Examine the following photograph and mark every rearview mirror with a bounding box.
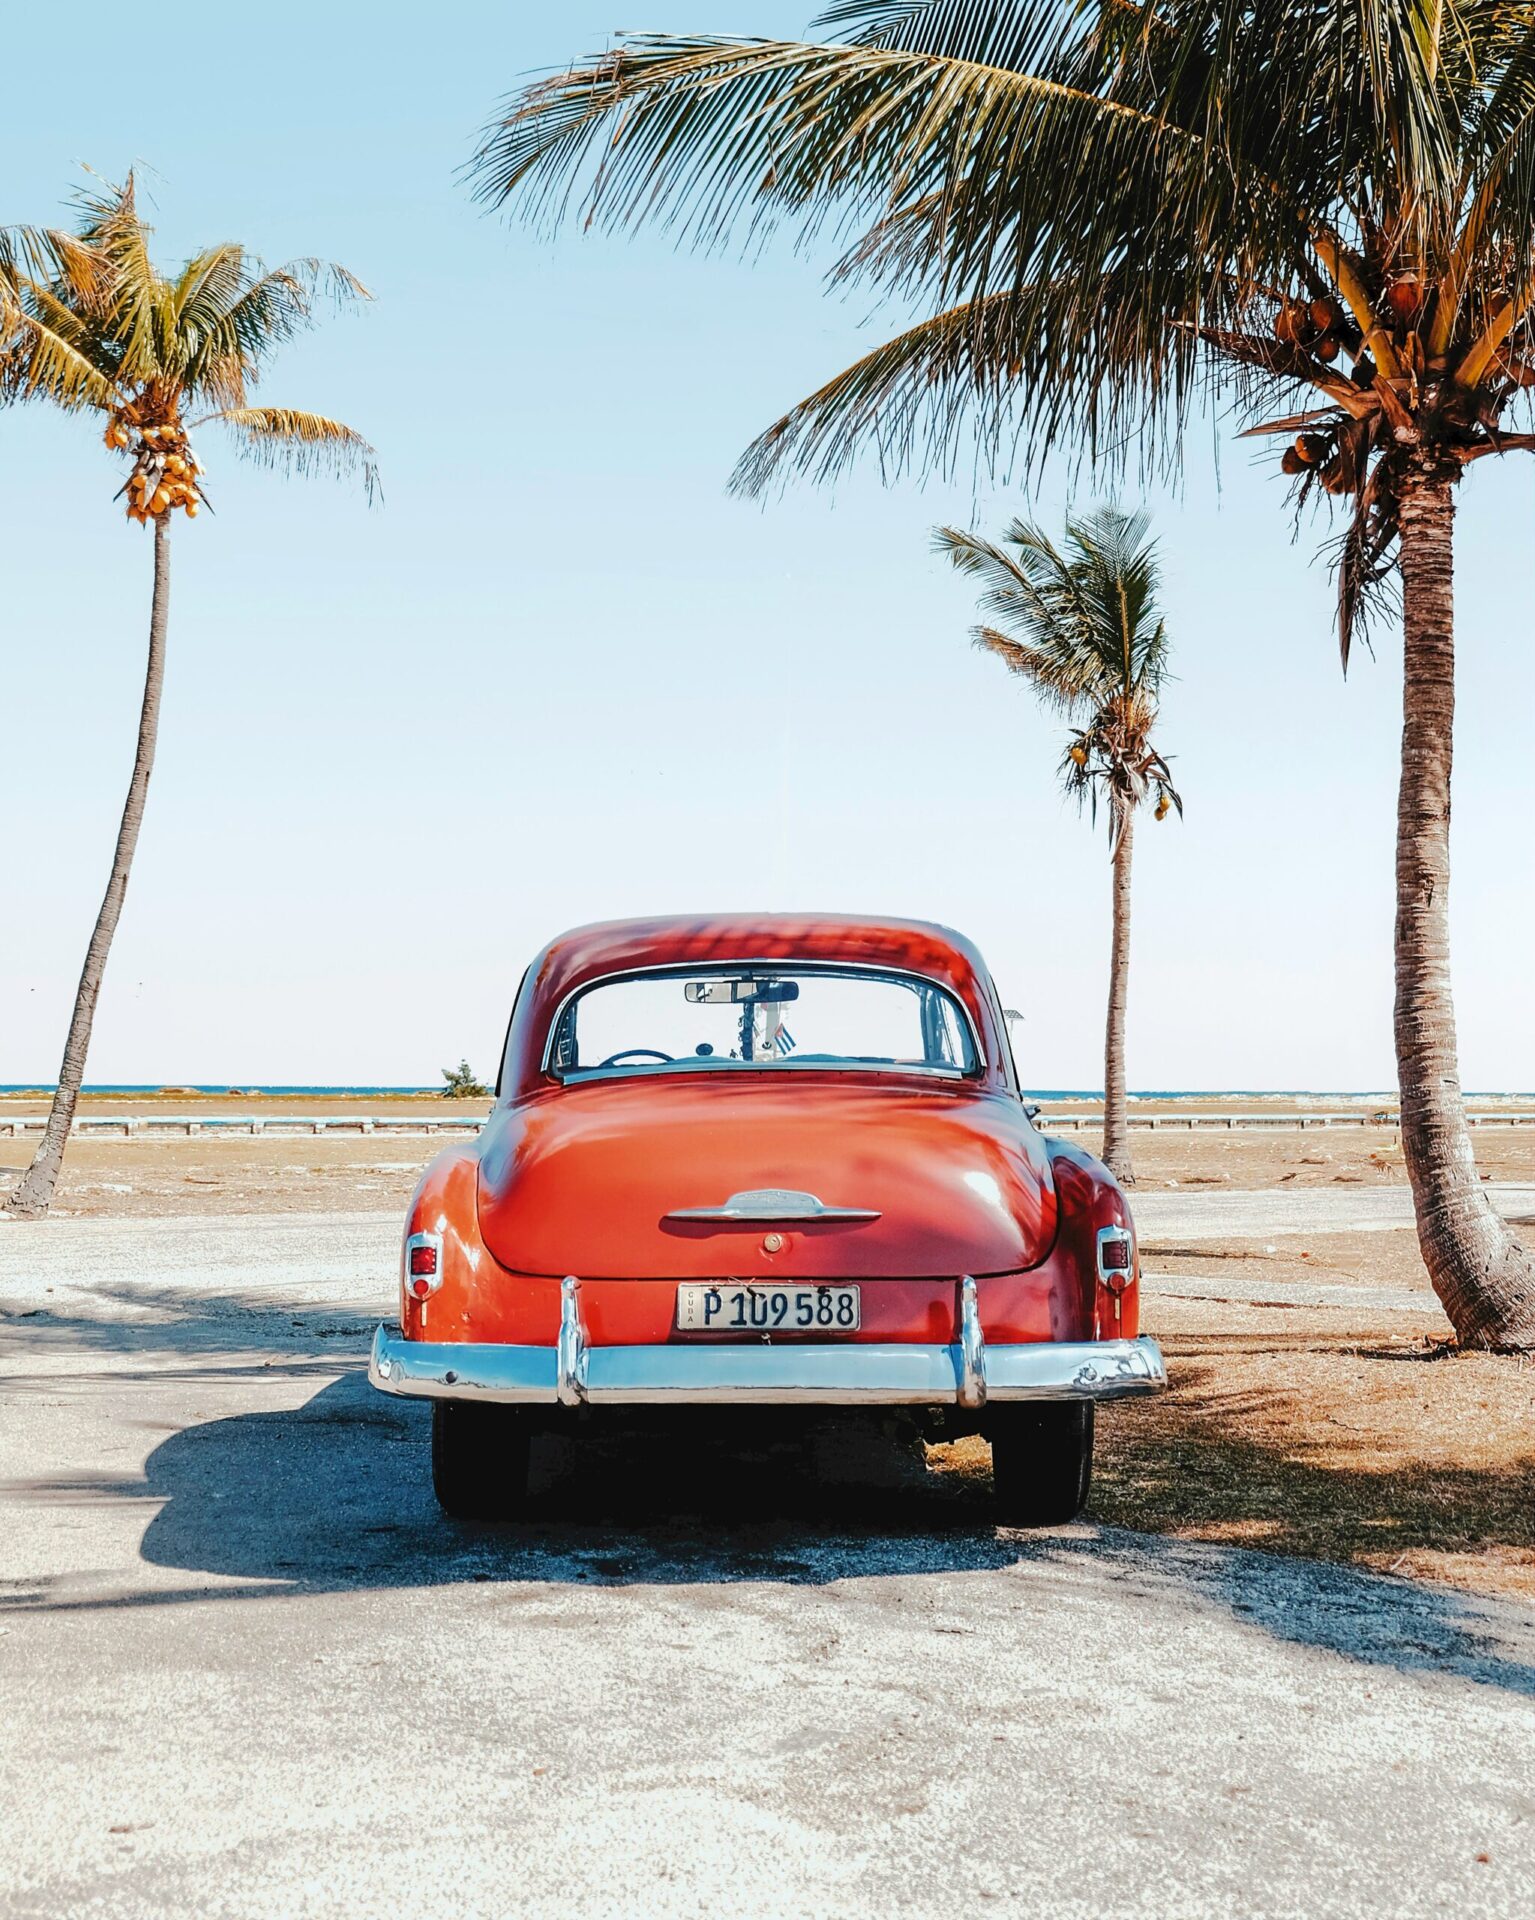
[685,977,801,1006]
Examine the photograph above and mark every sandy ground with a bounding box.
[3,1112,1532,1218]
[1,1205,1533,1919]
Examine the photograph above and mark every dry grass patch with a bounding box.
[1118,1124,1535,1191]
[936,1289,1535,1601]
[1144,1229,1442,1300]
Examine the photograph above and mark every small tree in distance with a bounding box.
[442,1061,491,1099]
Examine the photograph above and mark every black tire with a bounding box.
[989,1402,1093,1527]
[431,1401,531,1521]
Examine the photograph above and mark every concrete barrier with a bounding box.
[1037,1111,1535,1132]
[1,1109,1533,1139]
[0,1115,488,1138]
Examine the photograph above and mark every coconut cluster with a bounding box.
[1068,738,1175,822]
[1274,293,1349,363]
[1273,278,1428,491]
[104,414,204,524]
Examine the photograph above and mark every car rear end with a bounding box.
[367,927,1166,1521]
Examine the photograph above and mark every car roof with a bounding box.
[535,913,987,993]
[500,914,1010,1099]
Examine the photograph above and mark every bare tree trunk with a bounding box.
[7,516,172,1220]
[1394,465,1535,1349]
[1102,810,1135,1187]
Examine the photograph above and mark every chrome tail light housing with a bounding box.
[404,1229,444,1301]
[1095,1223,1134,1291]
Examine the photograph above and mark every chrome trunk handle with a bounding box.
[665,1188,880,1223]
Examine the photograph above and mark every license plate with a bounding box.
[676,1283,861,1335]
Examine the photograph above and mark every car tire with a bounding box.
[431,1401,531,1521]
[989,1402,1093,1526]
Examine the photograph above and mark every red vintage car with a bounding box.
[368,915,1165,1523]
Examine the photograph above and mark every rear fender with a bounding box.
[398,1144,530,1341]
[1037,1137,1139,1340]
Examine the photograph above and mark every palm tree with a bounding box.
[1,175,375,1219]
[473,0,1535,1349]
[938,506,1178,1186]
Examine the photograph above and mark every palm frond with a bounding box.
[0,273,122,409]
[937,519,1123,711]
[733,290,1089,491]
[943,497,1176,823]
[1067,504,1168,692]
[69,173,166,386]
[219,260,370,347]
[475,0,1535,615]
[972,624,1098,713]
[0,223,101,300]
[0,222,105,363]
[1332,446,1397,670]
[473,23,1288,306]
[205,406,379,498]
[170,245,249,335]
[813,0,1070,70]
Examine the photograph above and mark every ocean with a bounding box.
[4,1085,1533,1100]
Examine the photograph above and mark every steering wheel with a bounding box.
[598,1047,675,1068]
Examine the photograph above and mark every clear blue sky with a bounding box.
[3,2,1533,1092]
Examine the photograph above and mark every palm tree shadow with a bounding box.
[1035,1529,1535,1698]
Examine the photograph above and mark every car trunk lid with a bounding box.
[475,1076,1057,1280]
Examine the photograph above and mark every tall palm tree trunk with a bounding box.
[1394,467,1535,1349]
[1102,810,1135,1186]
[7,517,171,1220]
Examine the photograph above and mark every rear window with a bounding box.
[548,965,979,1080]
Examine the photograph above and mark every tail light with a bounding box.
[404,1230,443,1300]
[1096,1224,1134,1291]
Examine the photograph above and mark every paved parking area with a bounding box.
[2,1213,1533,1919]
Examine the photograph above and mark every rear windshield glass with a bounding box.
[548,965,979,1079]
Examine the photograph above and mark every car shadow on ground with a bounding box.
[7,1368,1534,1699]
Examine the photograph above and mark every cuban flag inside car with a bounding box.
[772,1027,797,1056]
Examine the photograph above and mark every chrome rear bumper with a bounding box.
[367,1276,1166,1410]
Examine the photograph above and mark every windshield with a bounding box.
[549,965,979,1079]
